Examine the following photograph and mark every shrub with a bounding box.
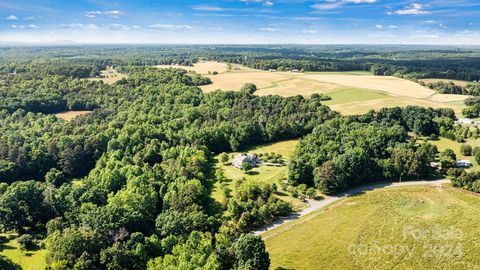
[16,234,34,250]
[460,144,473,156]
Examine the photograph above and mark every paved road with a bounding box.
[253,179,450,236]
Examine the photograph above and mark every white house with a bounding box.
[456,160,473,168]
[232,153,261,169]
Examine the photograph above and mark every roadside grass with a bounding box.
[429,137,480,171]
[0,233,46,270]
[264,185,480,270]
[211,140,307,210]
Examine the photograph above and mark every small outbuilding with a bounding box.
[232,153,261,169]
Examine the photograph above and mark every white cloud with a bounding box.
[85,10,124,19]
[148,24,193,30]
[312,0,376,10]
[24,16,39,21]
[393,3,429,15]
[107,24,130,30]
[302,29,318,34]
[412,34,439,38]
[6,15,18,21]
[388,25,397,29]
[263,1,274,7]
[12,24,39,29]
[59,23,98,30]
[375,24,383,29]
[131,25,142,30]
[191,5,224,11]
[259,27,279,32]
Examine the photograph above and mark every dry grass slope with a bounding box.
[264,185,480,270]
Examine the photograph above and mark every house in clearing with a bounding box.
[456,160,472,168]
[232,153,261,169]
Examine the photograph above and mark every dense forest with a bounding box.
[0,61,336,269]
[1,45,480,269]
[2,45,480,81]
[288,106,454,194]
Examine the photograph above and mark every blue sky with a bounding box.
[1,0,480,44]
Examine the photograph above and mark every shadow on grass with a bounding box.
[245,171,260,175]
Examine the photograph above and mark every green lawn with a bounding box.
[429,137,480,171]
[211,139,307,210]
[322,87,391,106]
[0,234,46,270]
[264,185,480,270]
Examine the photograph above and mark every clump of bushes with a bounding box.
[16,234,34,251]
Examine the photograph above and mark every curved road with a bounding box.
[254,179,450,236]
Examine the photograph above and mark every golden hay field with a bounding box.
[155,61,245,75]
[54,110,92,120]
[159,61,468,116]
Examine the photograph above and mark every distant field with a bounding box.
[265,185,480,270]
[0,233,46,270]
[211,140,307,210]
[88,68,126,85]
[161,61,467,116]
[155,61,245,75]
[54,110,92,120]
[421,78,473,87]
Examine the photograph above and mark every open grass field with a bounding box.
[211,140,308,210]
[0,234,46,270]
[429,137,480,171]
[155,61,245,75]
[54,110,92,120]
[264,185,480,270]
[88,68,126,85]
[190,61,467,116]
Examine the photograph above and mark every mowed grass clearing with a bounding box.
[54,110,92,120]
[264,185,480,270]
[0,233,46,270]
[88,68,126,85]
[429,137,480,171]
[211,140,307,210]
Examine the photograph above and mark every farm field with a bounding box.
[190,62,466,116]
[211,139,308,210]
[264,185,480,270]
[155,61,245,75]
[54,110,92,120]
[0,233,46,270]
[88,68,126,85]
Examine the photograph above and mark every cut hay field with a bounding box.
[264,185,480,270]
[211,140,307,210]
[186,61,466,116]
[0,233,46,270]
[155,61,245,75]
[54,110,92,120]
